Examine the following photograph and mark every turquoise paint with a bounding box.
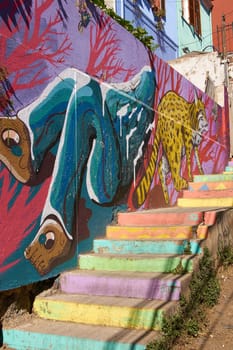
[93,239,202,255]
[3,329,146,350]
[177,1,213,56]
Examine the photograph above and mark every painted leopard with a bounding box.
[156,90,209,202]
[135,90,208,205]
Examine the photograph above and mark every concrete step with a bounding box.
[178,197,233,208]
[118,207,220,227]
[182,189,233,199]
[3,317,160,350]
[59,269,193,301]
[188,180,233,191]
[93,238,202,255]
[193,173,233,182]
[79,253,196,273]
[106,224,194,240]
[117,208,205,226]
[33,293,179,330]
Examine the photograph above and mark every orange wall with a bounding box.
[212,0,233,53]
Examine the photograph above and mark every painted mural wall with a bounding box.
[0,0,229,291]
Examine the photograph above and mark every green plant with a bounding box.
[146,248,221,350]
[186,318,199,337]
[184,241,192,255]
[218,245,233,267]
[171,260,186,275]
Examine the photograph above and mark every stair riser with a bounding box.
[178,197,233,208]
[182,189,233,199]
[117,212,203,226]
[93,239,202,255]
[3,329,146,350]
[79,255,194,273]
[60,273,185,301]
[188,180,233,191]
[106,226,193,240]
[193,174,233,182]
[33,298,172,330]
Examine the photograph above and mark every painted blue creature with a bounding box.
[0,66,156,274]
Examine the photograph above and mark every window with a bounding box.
[150,0,166,16]
[160,0,165,13]
[182,0,201,36]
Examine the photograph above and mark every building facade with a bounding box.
[176,0,214,56]
[114,0,213,59]
[212,0,233,55]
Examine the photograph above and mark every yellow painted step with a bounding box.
[34,293,179,331]
[178,197,233,208]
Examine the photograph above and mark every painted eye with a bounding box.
[2,129,20,147]
[39,232,55,250]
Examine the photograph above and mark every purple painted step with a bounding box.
[60,270,192,301]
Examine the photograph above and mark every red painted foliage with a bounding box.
[0,168,50,272]
[86,14,136,81]
[0,0,72,112]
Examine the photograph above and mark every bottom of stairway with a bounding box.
[3,316,160,350]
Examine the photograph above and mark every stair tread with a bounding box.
[93,236,203,242]
[3,317,160,345]
[108,224,194,227]
[36,292,179,309]
[120,206,227,214]
[80,253,196,258]
[95,237,202,241]
[61,269,192,280]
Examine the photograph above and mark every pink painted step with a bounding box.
[117,207,204,226]
[188,181,233,191]
[182,189,233,199]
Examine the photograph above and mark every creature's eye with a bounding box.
[2,129,20,148]
[39,232,55,250]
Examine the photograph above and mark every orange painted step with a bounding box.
[106,225,194,240]
[182,189,233,199]
[188,181,233,191]
[117,208,204,226]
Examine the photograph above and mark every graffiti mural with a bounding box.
[0,66,155,275]
[0,0,229,290]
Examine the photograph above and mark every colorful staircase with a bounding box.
[3,161,233,350]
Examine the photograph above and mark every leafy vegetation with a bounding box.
[218,245,233,267]
[146,248,221,350]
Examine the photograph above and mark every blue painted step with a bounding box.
[93,238,202,255]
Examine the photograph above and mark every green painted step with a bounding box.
[93,239,202,255]
[33,293,179,330]
[193,173,233,182]
[3,318,159,350]
[79,253,195,273]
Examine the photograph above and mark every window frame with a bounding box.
[182,0,202,36]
